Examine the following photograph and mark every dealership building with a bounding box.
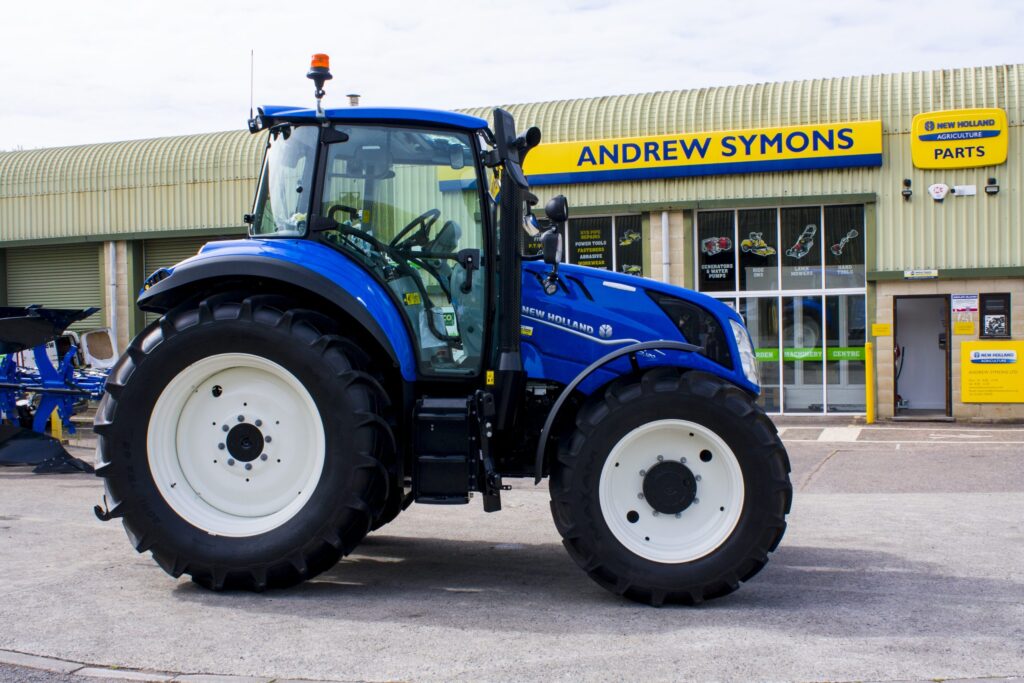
[1,64,1021,420]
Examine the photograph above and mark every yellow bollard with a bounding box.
[50,408,64,442]
[865,341,876,424]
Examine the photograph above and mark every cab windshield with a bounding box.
[251,125,318,236]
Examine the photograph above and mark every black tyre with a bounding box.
[94,294,394,590]
[549,369,791,606]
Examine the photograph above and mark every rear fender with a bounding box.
[138,239,417,381]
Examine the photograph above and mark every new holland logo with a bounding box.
[599,324,613,339]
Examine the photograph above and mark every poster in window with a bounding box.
[697,211,735,292]
[824,205,865,288]
[522,217,550,258]
[781,207,822,289]
[569,217,612,269]
[738,209,778,291]
[615,215,644,276]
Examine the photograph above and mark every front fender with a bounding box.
[139,239,417,381]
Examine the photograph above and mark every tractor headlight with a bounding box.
[730,319,760,386]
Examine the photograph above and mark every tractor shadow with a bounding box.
[172,535,1024,638]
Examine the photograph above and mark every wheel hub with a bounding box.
[226,422,264,463]
[642,461,697,514]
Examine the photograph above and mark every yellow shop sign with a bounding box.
[961,340,1024,403]
[521,120,883,186]
[911,108,1008,169]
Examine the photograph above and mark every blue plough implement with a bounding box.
[0,305,106,473]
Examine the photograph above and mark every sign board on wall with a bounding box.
[522,120,883,186]
[961,341,1024,403]
[911,108,1008,169]
[952,293,979,335]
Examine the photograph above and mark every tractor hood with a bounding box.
[520,261,757,396]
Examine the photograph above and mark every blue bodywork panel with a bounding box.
[258,105,488,131]
[144,239,755,395]
[520,261,755,396]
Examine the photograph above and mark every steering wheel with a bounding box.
[327,204,360,223]
[389,208,441,248]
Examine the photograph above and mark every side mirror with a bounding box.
[545,195,569,224]
[541,229,563,266]
[449,143,465,170]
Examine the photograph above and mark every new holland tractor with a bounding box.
[94,55,792,605]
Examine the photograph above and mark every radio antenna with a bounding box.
[249,49,255,119]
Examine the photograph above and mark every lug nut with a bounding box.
[693,498,700,505]
[639,469,646,477]
[680,457,687,464]
[695,475,702,482]
[656,455,664,462]
[237,415,244,422]
[652,510,659,516]
[675,512,682,518]
[265,436,272,443]
[227,459,235,466]
[218,443,225,450]
[222,424,229,432]
[260,453,268,461]
[637,493,644,500]
[255,419,262,427]
[245,463,252,471]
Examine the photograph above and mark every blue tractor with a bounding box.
[94,56,791,605]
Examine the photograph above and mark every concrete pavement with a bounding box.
[1,424,1022,682]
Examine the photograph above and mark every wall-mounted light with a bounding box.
[901,178,913,201]
[985,177,999,195]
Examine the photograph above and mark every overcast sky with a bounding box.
[1,0,1021,151]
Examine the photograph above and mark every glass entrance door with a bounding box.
[696,204,867,414]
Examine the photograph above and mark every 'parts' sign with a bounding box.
[911,108,1008,169]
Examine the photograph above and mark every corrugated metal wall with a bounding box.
[463,65,1022,272]
[0,130,265,244]
[0,65,1019,273]
[5,243,103,331]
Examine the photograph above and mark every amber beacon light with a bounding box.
[307,53,333,117]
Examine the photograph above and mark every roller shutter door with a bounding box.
[143,235,233,324]
[5,243,104,333]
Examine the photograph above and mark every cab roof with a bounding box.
[258,105,489,131]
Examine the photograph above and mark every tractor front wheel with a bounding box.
[95,294,393,590]
[549,369,791,606]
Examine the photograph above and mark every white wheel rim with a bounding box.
[147,353,326,537]
[599,419,744,563]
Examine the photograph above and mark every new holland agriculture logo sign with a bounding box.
[521,120,883,186]
[911,108,1008,169]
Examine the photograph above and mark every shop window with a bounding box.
[741,297,781,412]
[568,216,613,269]
[738,209,779,291]
[824,205,865,289]
[781,207,822,290]
[614,215,644,275]
[826,294,866,412]
[782,295,824,412]
[697,210,736,292]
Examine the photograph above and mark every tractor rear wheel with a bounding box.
[94,294,394,590]
[549,368,791,606]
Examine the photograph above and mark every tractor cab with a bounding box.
[247,113,493,376]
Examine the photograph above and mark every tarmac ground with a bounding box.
[1,421,1022,682]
